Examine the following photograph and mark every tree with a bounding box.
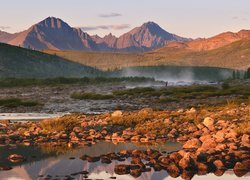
[236,70,241,79]
[247,68,250,79]
[232,71,236,79]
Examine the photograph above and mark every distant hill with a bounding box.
[0,43,102,78]
[148,39,250,70]
[164,30,250,51]
[0,17,188,52]
[44,39,250,70]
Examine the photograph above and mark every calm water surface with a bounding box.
[0,142,249,180]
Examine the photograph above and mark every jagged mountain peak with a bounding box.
[35,17,70,29]
[141,21,161,29]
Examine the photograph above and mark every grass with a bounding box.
[158,97,179,103]
[113,87,155,96]
[44,40,250,71]
[68,82,250,102]
[235,122,250,135]
[0,77,154,88]
[40,115,81,132]
[0,98,39,108]
[111,108,169,128]
[112,84,250,102]
[71,92,114,100]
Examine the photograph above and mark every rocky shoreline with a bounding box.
[0,103,249,179]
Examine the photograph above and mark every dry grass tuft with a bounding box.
[40,115,81,132]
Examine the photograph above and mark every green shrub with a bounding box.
[222,82,230,89]
[0,98,39,108]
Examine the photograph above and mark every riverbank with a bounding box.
[0,102,249,179]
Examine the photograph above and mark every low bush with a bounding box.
[0,98,39,108]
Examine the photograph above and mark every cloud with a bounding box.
[81,24,130,31]
[0,26,10,30]
[99,13,122,18]
[232,16,248,21]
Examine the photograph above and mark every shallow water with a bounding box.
[0,113,67,120]
[0,142,249,180]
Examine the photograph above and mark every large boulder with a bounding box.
[183,138,201,149]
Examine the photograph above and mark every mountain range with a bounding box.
[0,16,249,75]
[0,17,189,52]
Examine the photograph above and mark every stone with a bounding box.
[8,154,25,163]
[119,150,130,157]
[196,162,208,173]
[233,162,248,177]
[130,169,142,178]
[131,150,143,157]
[73,127,82,133]
[159,156,172,167]
[101,157,112,164]
[179,155,196,170]
[131,135,140,142]
[188,125,198,133]
[199,135,212,142]
[201,139,217,150]
[214,131,225,143]
[183,138,201,149]
[227,143,238,150]
[196,153,209,163]
[86,156,100,163]
[213,160,225,170]
[166,163,180,178]
[169,152,182,164]
[203,117,214,127]
[215,144,227,151]
[214,169,225,177]
[131,157,142,164]
[241,134,250,147]
[114,164,130,175]
[164,118,172,124]
[181,170,195,180]
[140,137,149,142]
[225,130,237,139]
[186,108,196,114]
[112,111,123,118]
[153,164,162,171]
[0,166,12,171]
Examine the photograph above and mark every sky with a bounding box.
[0,0,249,38]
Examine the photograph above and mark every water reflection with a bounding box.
[0,142,249,180]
